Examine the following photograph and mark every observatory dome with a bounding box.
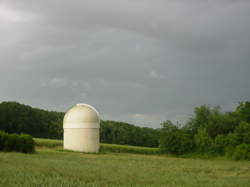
[63,103,100,152]
[63,104,100,129]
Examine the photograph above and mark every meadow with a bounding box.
[34,138,160,155]
[0,138,249,186]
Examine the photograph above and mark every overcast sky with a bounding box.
[0,0,249,128]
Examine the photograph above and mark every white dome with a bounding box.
[63,103,100,129]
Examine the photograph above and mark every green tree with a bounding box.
[159,121,193,155]
[194,128,213,153]
[232,144,250,160]
[234,121,250,144]
[236,101,250,123]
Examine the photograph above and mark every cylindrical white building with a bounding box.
[63,103,100,153]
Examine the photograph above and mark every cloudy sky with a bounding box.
[0,0,249,128]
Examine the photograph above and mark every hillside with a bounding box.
[0,101,159,147]
[1,101,250,160]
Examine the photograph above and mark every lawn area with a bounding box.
[0,146,250,187]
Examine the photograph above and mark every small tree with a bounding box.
[234,121,250,144]
[236,101,250,123]
[0,130,8,151]
[232,144,250,160]
[194,128,213,153]
[159,121,193,155]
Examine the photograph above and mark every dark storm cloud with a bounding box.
[0,0,250,127]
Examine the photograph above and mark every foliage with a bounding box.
[159,102,250,160]
[100,120,159,147]
[159,121,193,155]
[184,105,213,135]
[0,130,8,150]
[212,134,228,155]
[185,105,239,138]
[0,102,159,148]
[225,132,240,147]
[1,100,250,159]
[0,130,34,153]
[0,102,63,139]
[4,133,21,152]
[232,144,250,160]
[236,101,250,123]
[194,128,213,153]
[19,134,35,153]
[234,121,250,144]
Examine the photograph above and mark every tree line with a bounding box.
[0,102,64,139]
[100,120,159,147]
[0,102,159,147]
[159,102,250,160]
[0,101,249,159]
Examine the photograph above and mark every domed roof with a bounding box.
[63,103,100,129]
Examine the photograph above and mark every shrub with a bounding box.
[159,121,194,155]
[226,133,240,147]
[0,131,35,153]
[194,128,213,153]
[5,134,21,152]
[234,122,250,144]
[212,134,227,155]
[0,130,8,151]
[213,133,243,156]
[224,146,235,158]
[232,144,250,160]
[19,134,35,153]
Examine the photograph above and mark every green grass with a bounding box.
[34,138,160,155]
[34,138,63,148]
[100,143,160,155]
[0,146,250,187]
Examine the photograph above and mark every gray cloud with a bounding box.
[0,0,250,127]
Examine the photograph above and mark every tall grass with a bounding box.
[34,138,63,148]
[100,143,160,154]
[34,138,160,155]
[0,148,249,187]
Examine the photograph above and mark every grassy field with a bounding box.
[34,138,160,155]
[0,139,249,186]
